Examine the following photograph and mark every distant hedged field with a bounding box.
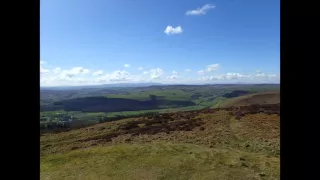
[40,84,280,133]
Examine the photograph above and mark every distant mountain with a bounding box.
[40,83,163,90]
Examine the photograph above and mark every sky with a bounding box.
[40,0,280,87]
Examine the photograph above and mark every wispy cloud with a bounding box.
[52,67,61,74]
[197,73,252,81]
[186,4,216,16]
[255,70,266,77]
[196,64,219,76]
[167,70,180,80]
[256,73,266,77]
[149,68,164,79]
[40,60,49,73]
[143,68,164,79]
[96,70,131,82]
[185,69,191,72]
[197,70,204,75]
[138,67,143,71]
[164,26,183,35]
[40,63,279,86]
[92,70,104,76]
[40,66,50,73]
[124,64,130,68]
[61,67,90,78]
[206,64,220,72]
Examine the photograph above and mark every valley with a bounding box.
[40,84,280,180]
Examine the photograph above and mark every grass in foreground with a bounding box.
[41,143,279,180]
[41,106,280,180]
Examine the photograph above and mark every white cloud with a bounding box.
[108,71,130,81]
[40,60,50,74]
[138,67,143,71]
[164,26,183,35]
[186,4,216,16]
[255,71,274,78]
[41,75,91,86]
[96,70,131,82]
[40,66,50,73]
[149,68,164,79]
[143,68,164,79]
[197,70,204,75]
[41,67,90,86]
[256,73,266,77]
[196,73,252,82]
[224,73,251,80]
[195,64,219,76]
[40,63,279,86]
[41,68,137,86]
[206,64,220,72]
[167,70,180,80]
[167,75,179,80]
[124,64,130,68]
[61,67,90,78]
[185,69,191,72]
[195,72,278,83]
[52,67,61,74]
[92,70,104,76]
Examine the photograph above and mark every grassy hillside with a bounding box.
[40,84,280,132]
[41,96,196,112]
[41,143,279,180]
[41,104,280,180]
[40,84,280,105]
[106,89,193,101]
[219,91,280,108]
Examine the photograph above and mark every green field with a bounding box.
[106,89,193,100]
[40,84,280,131]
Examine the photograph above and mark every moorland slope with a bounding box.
[219,91,280,108]
[41,103,280,180]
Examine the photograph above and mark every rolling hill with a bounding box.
[219,91,280,108]
[40,85,281,133]
[40,96,196,112]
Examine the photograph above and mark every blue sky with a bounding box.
[40,0,280,86]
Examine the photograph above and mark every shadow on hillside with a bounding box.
[40,96,196,112]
